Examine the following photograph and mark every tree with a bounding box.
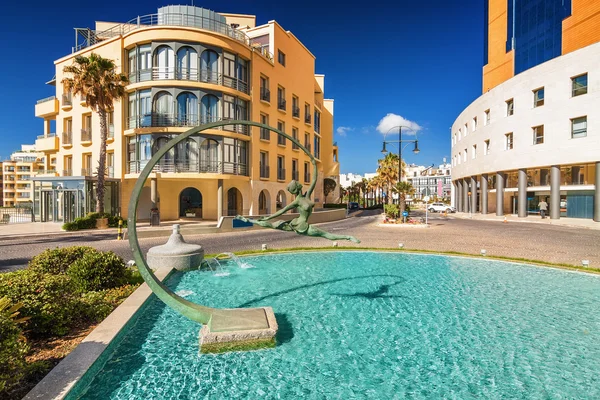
[376,153,398,204]
[323,178,337,204]
[62,53,128,214]
[392,181,415,215]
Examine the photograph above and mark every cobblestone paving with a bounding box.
[0,211,599,272]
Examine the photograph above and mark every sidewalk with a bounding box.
[452,212,600,230]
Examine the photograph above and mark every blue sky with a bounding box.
[0,0,484,174]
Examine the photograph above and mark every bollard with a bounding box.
[117,219,124,240]
[503,216,508,224]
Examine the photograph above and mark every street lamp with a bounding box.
[381,125,420,187]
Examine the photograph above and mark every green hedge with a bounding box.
[323,203,348,209]
[0,298,29,395]
[62,213,127,231]
[28,247,98,274]
[67,251,129,292]
[80,285,138,322]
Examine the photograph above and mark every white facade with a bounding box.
[451,42,600,220]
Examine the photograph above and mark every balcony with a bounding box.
[304,172,311,183]
[61,93,72,110]
[277,168,286,181]
[81,128,92,143]
[127,113,250,136]
[260,88,270,102]
[108,124,115,139]
[80,94,87,105]
[63,169,73,177]
[277,99,286,111]
[128,67,250,94]
[260,127,270,141]
[35,169,58,177]
[292,170,299,181]
[62,131,73,147]
[127,160,248,176]
[260,164,270,179]
[277,134,286,146]
[107,166,114,178]
[81,168,93,176]
[292,106,300,118]
[35,133,59,152]
[35,96,59,118]
[314,99,322,110]
[305,113,311,124]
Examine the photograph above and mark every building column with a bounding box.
[150,178,158,209]
[470,176,477,213]
[496,171,504,216]
[217,179,223,220]
[594,162,600,222]
[456,180,463,212]
[451,181,457,208]
[481,174,488,214]
[518,168,528,217]
[550,165,560,220]
[463,178,469,213]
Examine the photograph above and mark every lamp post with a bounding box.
[381,126,420,204]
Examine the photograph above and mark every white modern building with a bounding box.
[406,162,451,200]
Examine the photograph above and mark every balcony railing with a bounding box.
[277,168,286,181]
[260,127,270,141]
[292,137,299,150]
[304,143,312,152]
[81,128,92,142]
[305,113,311,124]
[62,131,73,145]
[36,96,56,104]
[127,160,248,176]
[277,134,286,146]
[37,132,57,139]
[62,93,72,107]
[292,106,300,118]
[278,99,286,111]
[63,169,73,177]
[128,67,249,94]
[292,170,299,181]
[260,87,270,102]
[260,164,270,179]
[107,166,114,178]
[304,172,311,183]
[108,124,115,138]
[35,169,57,176]
[81,168,93,176]
[127,113,250,135]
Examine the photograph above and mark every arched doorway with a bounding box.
[276,190,286,211]
[258,190,271,215]
[227,187,243,216]
[179,187,202,218]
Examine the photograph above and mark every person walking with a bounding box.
[538,198,548,219]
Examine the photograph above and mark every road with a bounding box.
[1,210,599,272]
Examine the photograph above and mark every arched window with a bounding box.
[153,92,174,126]
[177,46,198,80]
[276,190,286,211]
[200,50,219,83]
[176,139,198,172]
[200,139,220,173]
[201,95,219,123]
[176,92,198,126]
[258,190,270,215]
[155,136,175,171]
[154,45,174,79]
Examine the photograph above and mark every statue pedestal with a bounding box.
[199,307,278,353]
[147,224,203,271]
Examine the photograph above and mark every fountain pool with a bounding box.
[68,251,600,399]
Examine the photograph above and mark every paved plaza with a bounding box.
[0,211,598,272]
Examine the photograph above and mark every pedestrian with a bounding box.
[538,198,548,219]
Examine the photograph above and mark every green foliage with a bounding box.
[365,204,384,210]
[384,204,400,219]
[0,271,80,337]
[80,285,138,323]
[62,213,126,231]
[67,251,129,292]
[28,246,99,274]
[323,178,337,202]
[0,298,29,395]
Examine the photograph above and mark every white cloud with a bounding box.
[376,114,422,135]
[336,126,353,137]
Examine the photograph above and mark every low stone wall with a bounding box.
[217,208,347,231]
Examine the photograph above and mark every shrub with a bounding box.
[67,251,129,292]
[28,246,99,274]
[0,298,29,395]
[62,213,125,231]
[384,204,400,219]
[80,284,138,322]
[0,270,80,337]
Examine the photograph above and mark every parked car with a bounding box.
[428,202,456,213]
[348,202,360,210]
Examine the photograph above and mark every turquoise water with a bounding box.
[74,252,600,399]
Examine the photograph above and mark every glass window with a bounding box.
[572,74,588,97]
[472,145,477,159]
[505,133,513,150]
[484,109,490,125]
[200,50,219,83]
[473,117,477,131]
[533,87,544,107]
[177,47,198,80]
[533,125,544,144]
[571,116,587,138]
[278,50,286,66]
[506,99,514,116]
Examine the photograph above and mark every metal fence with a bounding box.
[0,207,34,224]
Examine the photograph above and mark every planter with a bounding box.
[96,217,109,230]
[185,213,196,218]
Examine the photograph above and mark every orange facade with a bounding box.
[562,0,600,55]
[482,0,514,93]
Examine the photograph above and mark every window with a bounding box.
[463,149,467,162]
[572,74,588,97]
[472,144,477,159]
[304,103,311,124]
[292,127,299,150]
[277,155,285,181]
[304,132,311,151]
[292,95,300,118]
[457,152,461,164]
[484,109,490,125]
[458,129,461,141]
[533,125,544,144]
[278,50,286,66]
[260,75,270,102]
[314,136,321,159]
[314,110,321,134]
[473,117,478,131]
[506,99,514,116]
[505,133,513,150]
[303,161,310,182]
[533,87,544,107]
[277,120,286,146]
[464,123,468,136]
[260,151,269,178]
[292,159,299,181]
[260,114,269,140]
[277,86,286,111]
[571,116,587,138]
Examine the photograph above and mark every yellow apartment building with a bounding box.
[1,146,45,208]
[33,5,339,223]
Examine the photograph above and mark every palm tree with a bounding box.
[62,53,128,214]
[376,153,399,204]
[392,181,415,215]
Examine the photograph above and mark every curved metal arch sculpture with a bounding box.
[127,120,321,325]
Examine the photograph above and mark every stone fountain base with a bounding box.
[199,307,278,353]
